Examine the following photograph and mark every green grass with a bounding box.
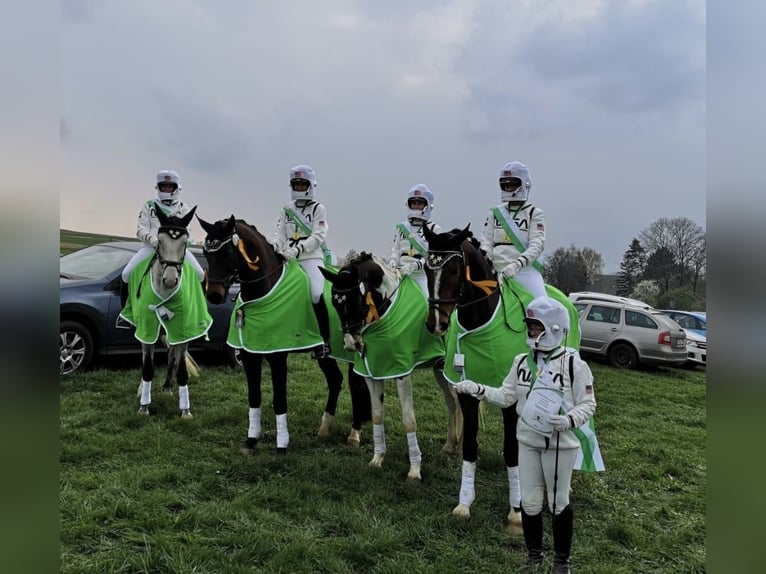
[60,357,706,573]
[60,229,136,255]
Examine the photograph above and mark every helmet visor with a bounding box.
[291,178,311,192]
[499,177,522,192]
[158,182,178,193]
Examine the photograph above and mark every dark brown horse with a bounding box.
[198,215,370,454]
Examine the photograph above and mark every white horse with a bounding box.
[320,252,462,482]
[120,206,210,418]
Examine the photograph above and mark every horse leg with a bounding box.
[346,365,371,447]
[502,404,523,534]
[162,342,176,395]
[241,351,264,455]
[315,356,343,438]
[137,344,155,415]
[174,344,192,419]
[366,377,386,468]
[396,375,422,482]
[433,360,462,455]
[268,351,289,454]
[453,395,480,518]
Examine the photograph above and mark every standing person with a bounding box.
[121,169,205,304]
[480,161,546,298]
[272,164,334,359]
[452,296,597,574]
[388,183,441,297]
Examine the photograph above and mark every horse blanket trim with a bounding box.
[119,255,212,345]
[354,276,444,379]
[227,260,324,353]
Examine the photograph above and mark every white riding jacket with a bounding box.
[272,200,329,262]
[479,202,545,273]
[480,347,596,450]
[136,199,193,247]
[388,220,442,271]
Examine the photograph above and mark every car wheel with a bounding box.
[60,320,94,375]
[225,346,243,370]
[607,342,638,369]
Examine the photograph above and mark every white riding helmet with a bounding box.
[290,164,317,203]
[155,170,182,203]
[524,296,569,351]
[406,183,434,223]
[499,161,531,204]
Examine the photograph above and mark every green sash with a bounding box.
[354,276,444,379]
[395,223,427,257]
[120,256,212,345]
[283,206,333,265]
[490,206,544,273]
[227,260,323,353]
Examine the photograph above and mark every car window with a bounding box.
[586,305,620,324]
[60,245,137,279]
[626,310,658,329]
[574,303,588,317]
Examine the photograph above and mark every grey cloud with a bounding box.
[62,0,103,22]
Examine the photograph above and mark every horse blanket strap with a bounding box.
[119,256,212,345]
[227,260,323,353]
[396,223,427,257]
[355,276,444,379]
[283,206,334,265]
[490,206,544,273]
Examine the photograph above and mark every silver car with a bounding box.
[572,298,687,369]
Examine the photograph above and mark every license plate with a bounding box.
[674,340,685,349]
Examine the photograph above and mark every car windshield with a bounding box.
[60,244,137,279]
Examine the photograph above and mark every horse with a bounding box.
[198,215,371,454]
[319,252,463,482]
[422,223,581,531]
[119,205,209,418]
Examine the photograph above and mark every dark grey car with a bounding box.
[60,241,240,375]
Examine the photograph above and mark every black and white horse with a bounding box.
[320,252,462,482]
[120,206,207,418]
[199,215,371,454]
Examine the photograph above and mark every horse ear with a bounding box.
[197,214,214,233]
[456,223,472,244]
[422,222,437,243]
[154,201,170,226]
[319,266,338,284]
[178,205,197,229]
[227,215,236,232]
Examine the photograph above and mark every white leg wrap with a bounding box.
[508,465,521,508]
[406,431,422,466]
[276,413,289,448]
[373,423,386,456]
[178,386,190,411]
[459,460,477,507]
[248,408,262,439]
[140,380,152,405]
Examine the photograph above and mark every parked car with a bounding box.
[60,241,240,375]
[569,291,654,310]
[658,310,707,367]
[572,298,687,369]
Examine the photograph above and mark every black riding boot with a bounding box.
[551,505,574,574]
[312,300,331,359]
[521,508,545,572]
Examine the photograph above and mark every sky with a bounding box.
[60,0,706,274]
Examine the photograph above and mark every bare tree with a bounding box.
[639,217,705,289]
[543,245,598,294]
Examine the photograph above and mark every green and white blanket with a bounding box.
[227,260,324,353]
[120,256,212,345]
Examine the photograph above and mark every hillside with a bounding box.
[60,229,136,255]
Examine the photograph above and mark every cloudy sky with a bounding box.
[60,0,705,273]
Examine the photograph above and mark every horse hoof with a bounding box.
[452,504,471,519]
[318,412,335,437]
[241,446,255,456]
[181,410,193,419]
[505,510,524,535]
[441,442,460,456]
[163,388,174,395]
[347,429,361,448]
[276,447,287,455]
[369,455,384,468]
[137,406,150,415]
[406,471,422,483]
[241,438,258,455]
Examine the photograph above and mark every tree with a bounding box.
[615,238,647,296]
[543,245,590,294]
[643,246,676,292]
[580,247,605,288]
[631,280,660,307]
[638,217,705,289]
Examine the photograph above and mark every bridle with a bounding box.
[136,225,188,298]
[425,246,499,317]
[203,232,283,291]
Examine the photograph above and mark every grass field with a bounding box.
[60,356,706,573]
[60,229,135,255]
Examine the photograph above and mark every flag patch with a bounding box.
[536,223,545,230]
[585,385,593,394]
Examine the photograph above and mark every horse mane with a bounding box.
[233,219,281,259]
[338,250,398,299]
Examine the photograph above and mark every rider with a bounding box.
[480,161,547,298]
[121,169,204,305]
[272,164,334,359]
[388,183,441,297]
[452,296,596,574]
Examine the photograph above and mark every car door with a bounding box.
[579,303,623,353]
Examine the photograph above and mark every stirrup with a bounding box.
[312,343,331,359]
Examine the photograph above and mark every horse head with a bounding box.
[319,252,397,353]
[155,204,197,291]
[423,223,498,335]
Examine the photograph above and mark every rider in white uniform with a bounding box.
[121,170,204,304]
[453,296,596,574]
[388,183,442,297]
[272,164,333,358]
[480,161,546,298]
